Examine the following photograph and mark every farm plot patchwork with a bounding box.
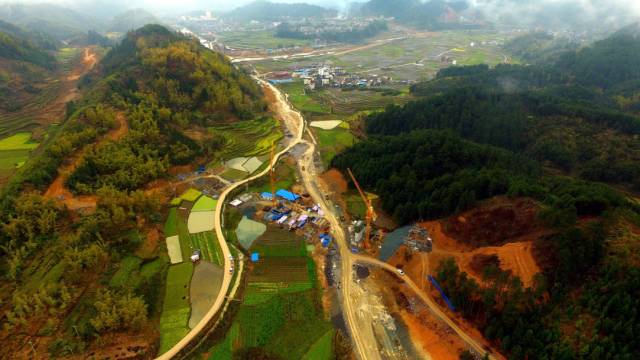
[206,215,332,359]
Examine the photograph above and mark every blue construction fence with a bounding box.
[427,275,456,312]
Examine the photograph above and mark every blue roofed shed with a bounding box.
[276,189,300,201]
[251,253,260,262]
[261,192,274,200]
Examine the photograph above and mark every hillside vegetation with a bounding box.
[0,24,267,358]
[333,25,640,360]
[0,20,59,111]
[67,24,264,193]
[368,25,640,191]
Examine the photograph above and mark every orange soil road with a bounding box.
[36,47,98,127]
[43,112,128,211]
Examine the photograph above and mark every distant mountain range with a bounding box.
[350,0,472,29]
[0,3,103,40]
[225,0,338,21]
[107,8,161,33]
[0,4,161,41]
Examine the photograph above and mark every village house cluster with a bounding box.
[268,64,393,89]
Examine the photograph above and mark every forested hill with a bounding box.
[366,27,640,190]
[65,24,264,193]
[0,20,56,69]
[0,3,102,41]
[0,24,267,358]
[332,26,640,360]
[225,1,337,21]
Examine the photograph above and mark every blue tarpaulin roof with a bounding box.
[251,253,260,262]
[276,189,300,201]
[261,192,274,200]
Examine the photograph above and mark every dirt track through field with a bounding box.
[37,47,98,126]
[44,112,128,211]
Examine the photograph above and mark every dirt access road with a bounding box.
[354,255,498,359]
[36,47,98,127]
[229,36,406,64]
[44,112,128,211]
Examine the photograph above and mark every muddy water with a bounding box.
[379,225,412,261]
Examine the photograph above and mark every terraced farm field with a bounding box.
[316,87,413,115]
[211,117,283,160]
[0,48,82,138]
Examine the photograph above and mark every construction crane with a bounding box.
[270,144,277,207]
[347,168,377,249]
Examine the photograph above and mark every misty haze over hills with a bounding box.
[0,0,637,32]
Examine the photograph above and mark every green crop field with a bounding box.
[277,81,330,115]
[192,195,217,212]
[251,225,307,257]
[190,231,223,266]
[302,330,334,360]
[164,208,178,237]
[220,168,248,181]
[159,262,193,354]
[0,132,39,150]
[315,87,413,116]
[205,217,332,359]
[180,188,202,203]
[0,149,31,170]
[208,323,239,360]
[315,127,357,167]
